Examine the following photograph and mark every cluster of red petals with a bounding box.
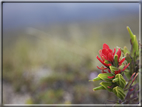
[96,43,130,79]
[96,43,126,67]
[115,48,126,66]
[96,43,115,67]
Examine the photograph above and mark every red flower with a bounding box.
[96,43,115,67]
[96,43,125,67]
[96,43,130,80]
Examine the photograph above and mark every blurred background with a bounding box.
[3,3,139,104]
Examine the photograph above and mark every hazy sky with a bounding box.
[3,3,139,31]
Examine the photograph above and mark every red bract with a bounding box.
[96,56,111,67]
[108,75,115,79]
[97,66,111,73]
[116,48,121,62]
[97,66,107,73]
[96,43,130,79]
[96,43,115,67]
[114,63,130,75]
[96,43,126,67]
[116,48,126,66]
[119,58,125,65]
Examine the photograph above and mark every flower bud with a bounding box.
[113,86,125,100]
[112,78,119,83]
[98,73,114,81]
[93,86,105,91]
[100,82,113,92]
[92,76,101,82]
[115,74,126,88]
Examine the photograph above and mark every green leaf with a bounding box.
[115,74,126,88]
[124,81,132,90]
[114,55,118,67]
[113,86,125,100]
[109,66,119,74]
[127,26,139,58]
[127,26,134,42]
[100,82,113,92]
[98,73,114,81]
[93,86,105,91]
[104,60,110,64]
[133,35,139,57]
[91,76,102,82]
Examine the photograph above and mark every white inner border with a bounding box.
[1,0,141,106]
[139,1,141,106]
